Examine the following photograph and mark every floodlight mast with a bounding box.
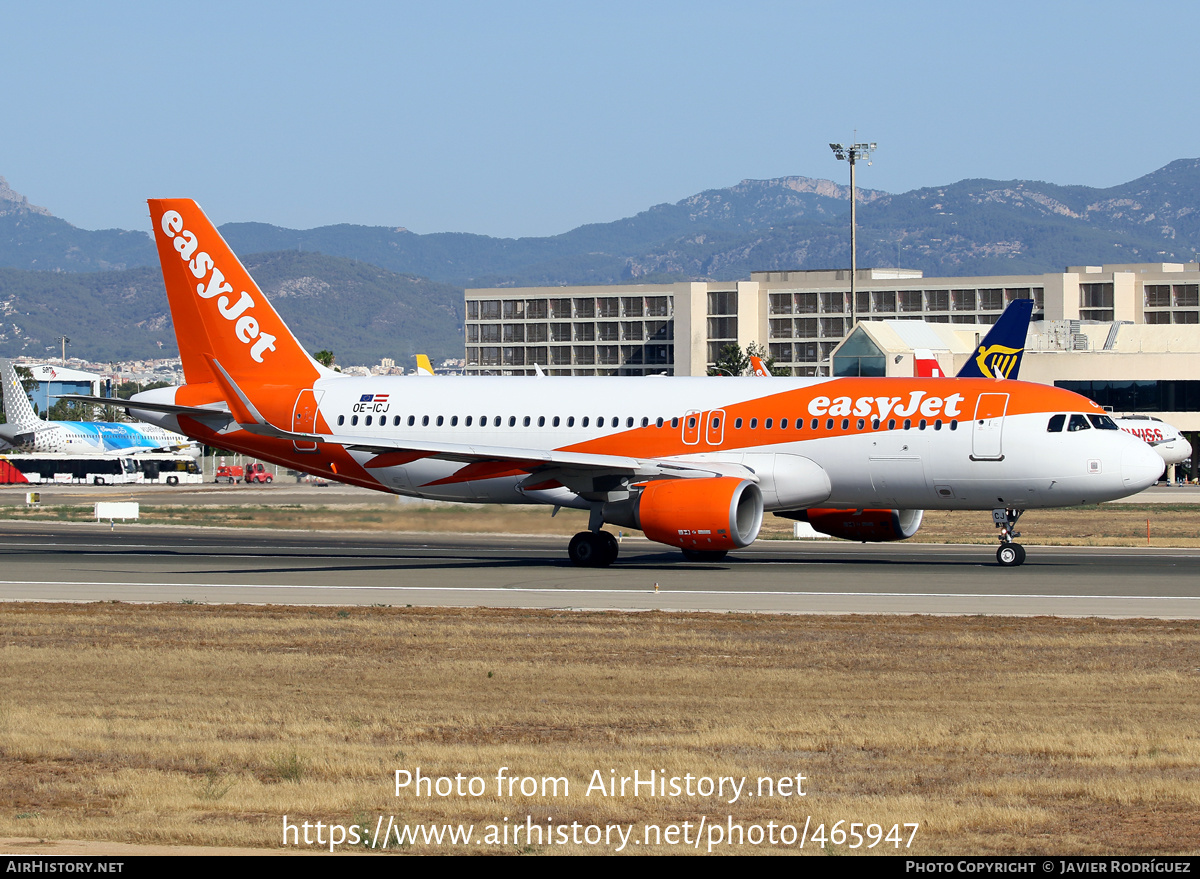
[829,141,875,330]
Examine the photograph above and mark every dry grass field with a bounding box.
[1,603,1198,855]
[2,501,1198,547]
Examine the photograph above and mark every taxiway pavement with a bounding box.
[1,521,1197,618]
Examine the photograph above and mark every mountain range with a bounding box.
[2,160,1199,362]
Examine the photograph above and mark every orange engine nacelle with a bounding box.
[633,477,764,551]
[803,508,924,542]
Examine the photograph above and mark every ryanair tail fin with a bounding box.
[148,199,329,389]
[0,357,41,430]
[956,298,1034,380]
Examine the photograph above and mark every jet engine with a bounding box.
[790,508,924,542]
[604,477,764,551]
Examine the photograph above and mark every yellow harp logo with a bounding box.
[974,344,1021,379]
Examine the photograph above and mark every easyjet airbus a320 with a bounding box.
[78,199,1166,567]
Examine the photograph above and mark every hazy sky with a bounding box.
[3,1,1195,238]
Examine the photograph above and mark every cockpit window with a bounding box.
[1088,414,1119,430]
[1047,414,1065,433]
[1068,414,1091,432]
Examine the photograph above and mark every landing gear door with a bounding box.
[292,389,324,453]
[971,393,1009,460]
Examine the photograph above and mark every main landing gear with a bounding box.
[568,530,619,567]
[992,508,1027,567]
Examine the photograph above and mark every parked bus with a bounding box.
[131,453,202,485]
[0,454,139,485]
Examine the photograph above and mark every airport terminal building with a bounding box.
[465,262,1200,475]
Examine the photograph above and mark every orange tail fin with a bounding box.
[148,199,324,389]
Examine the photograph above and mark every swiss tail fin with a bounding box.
[0,357,42,429]
[147,199,328,389]
[956,297,1034,379]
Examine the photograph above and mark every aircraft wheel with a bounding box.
[568,532,598,567]
[996,543,1026,567]
[598,531,619,566]
[682,549,729,562]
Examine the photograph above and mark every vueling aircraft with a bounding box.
[73,199,1165,568]
[0,357,195,456]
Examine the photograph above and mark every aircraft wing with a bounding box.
[240,418,755,482]
[55,394,232,419]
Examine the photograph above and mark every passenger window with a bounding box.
[841,418,849,430]
[523,416,531,427]
[568,416,575,427]
[712,417,720,429]
[351,415,359,426]
[553,416,560,427]
[950,420,958,430]
[538,416,545,427]
[509,416,516,427]
[903,419,912,430]
[408,415,415,427]
[671,417,679,429]
[826,419,834,430]
[365,415,373,426]
[1047,414,1065,432]
[641,417,649,427]
[856,418,865,430]
[1068,414,1091,432]
[781,418,788,429]
[337,415,344,426]
[394,415,401,426]
[450,416,458,426]
[598,417,606,428]
[750,418,758,429]
[422,415,429,426]
[582,417,590,427]
[656,417,664,428]
[493,416,501,427]
[871,419,880,430]
[436,416,444,427]
[735,418,743,429]
[765,418,773,429]
[812,419,819,430]
[627,417,634,428]
[918,419,927,430]
[934,420,942,431]
[466,416,473,426]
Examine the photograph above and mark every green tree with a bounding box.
[707,341,783,376]
[313,350,336,368]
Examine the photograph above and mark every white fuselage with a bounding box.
[137,375,1165,511]
[1113,416,1192,467]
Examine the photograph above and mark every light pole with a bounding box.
[829,141,875,330]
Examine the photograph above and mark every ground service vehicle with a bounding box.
[243,462,273,483]
[76,199,1165,567]
[133,453,202,484]
[0,454,139,485]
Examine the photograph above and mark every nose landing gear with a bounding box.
[992,508,1026,566]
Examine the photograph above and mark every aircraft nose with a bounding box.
[1122,441,1165,492]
